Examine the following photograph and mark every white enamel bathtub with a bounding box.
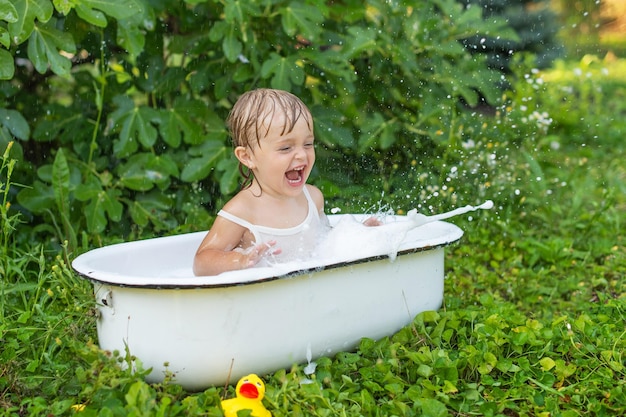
[72,214,463,391]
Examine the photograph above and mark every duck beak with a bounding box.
[239,382,259,399]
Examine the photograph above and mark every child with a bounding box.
[193,89,328,276]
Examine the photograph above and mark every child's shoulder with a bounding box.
[221,190,257,218]
[305,184,322,198]
[305,184,324,211]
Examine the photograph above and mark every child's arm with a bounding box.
[193,217,279,276]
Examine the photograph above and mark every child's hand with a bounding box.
[363,217,382,227]
[243,240,281,267]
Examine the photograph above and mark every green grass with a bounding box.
[2,55,625,416]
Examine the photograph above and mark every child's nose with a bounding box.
[295,146,307,160]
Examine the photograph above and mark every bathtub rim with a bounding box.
[72,219,463,290]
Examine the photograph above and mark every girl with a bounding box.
[193,89,327,276]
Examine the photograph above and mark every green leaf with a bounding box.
[117,153,159,191]
[75,3,107,27]
[27,19,75,76]
[128,192,175,230]
[455,0,483,26]
[78,0,143,21]
[0,27,10,49]
[0,49,14,80]
[117,12,148,58]
[379,124,397,149]
[0,108,30,139]
[148,154,179,178]
[223,0,260,24]
[181,140,227,182]
[223,0,244,24]
[260,53,304,90]
[135,54,164,93]
[158,106,200,147]
[208,20,227,42]
[217,157,240,195]
[280,2,324,39]
[51,0,71,15]
[358,112,385,152]
[222,31,242,63]
[554,359,577,380]
[204,111,228,143]
[25,359,39,372]
[83,187,122,233]
[128,199,149,227]
[102,189,123,222]
[84,191,106,233]
[181,157,216,183]
[51,148,77,246]
[52,149,70,211]
[539,357,556,371]
[109,101,160,157]
[417,364,433,377]
[117,153,178,191]
[313,106,355,148]
[470,67,504,105]
[341,26,377,59]
[420,398,448,417]
[478,351,498,374]
[172,88,221,130]
[8,0,53,44]
[232,63,254,83]
[74,175,102,201]
[17,180,55,212]
[442,380,458,394]
[0,1,18,23]
[300,47,356,86]
[32,104,87,142]
[433,40,465,56]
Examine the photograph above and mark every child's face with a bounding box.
[243,112,315,198]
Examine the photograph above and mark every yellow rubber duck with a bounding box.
[220,374,272,417]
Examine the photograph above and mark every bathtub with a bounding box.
[72,214,463,391]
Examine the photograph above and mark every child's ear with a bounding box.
[234,146,255,169]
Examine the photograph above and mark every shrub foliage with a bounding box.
[0,0,518,245]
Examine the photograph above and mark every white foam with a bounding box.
[315,200,494,264]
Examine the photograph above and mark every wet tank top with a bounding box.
[217,187,328,264]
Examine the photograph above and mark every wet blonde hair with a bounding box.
[226,88,313,188]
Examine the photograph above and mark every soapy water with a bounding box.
[316,200,494,263]
[162,200,493,282]
[300,343,317,384]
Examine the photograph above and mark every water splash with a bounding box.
[300,343,317,385]
[319,200,493,262]
[405,200,494,227]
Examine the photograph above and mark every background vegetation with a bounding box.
[1,0,625,415]
[2,0,522,247]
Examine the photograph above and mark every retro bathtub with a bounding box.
[72,214,465,391]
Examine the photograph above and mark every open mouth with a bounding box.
[285,166,305,184]
[239,382,259,398]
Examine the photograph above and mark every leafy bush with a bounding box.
[0,0,517,248]
[458,0,564,70]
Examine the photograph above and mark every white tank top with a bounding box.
[217,187,328,264]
